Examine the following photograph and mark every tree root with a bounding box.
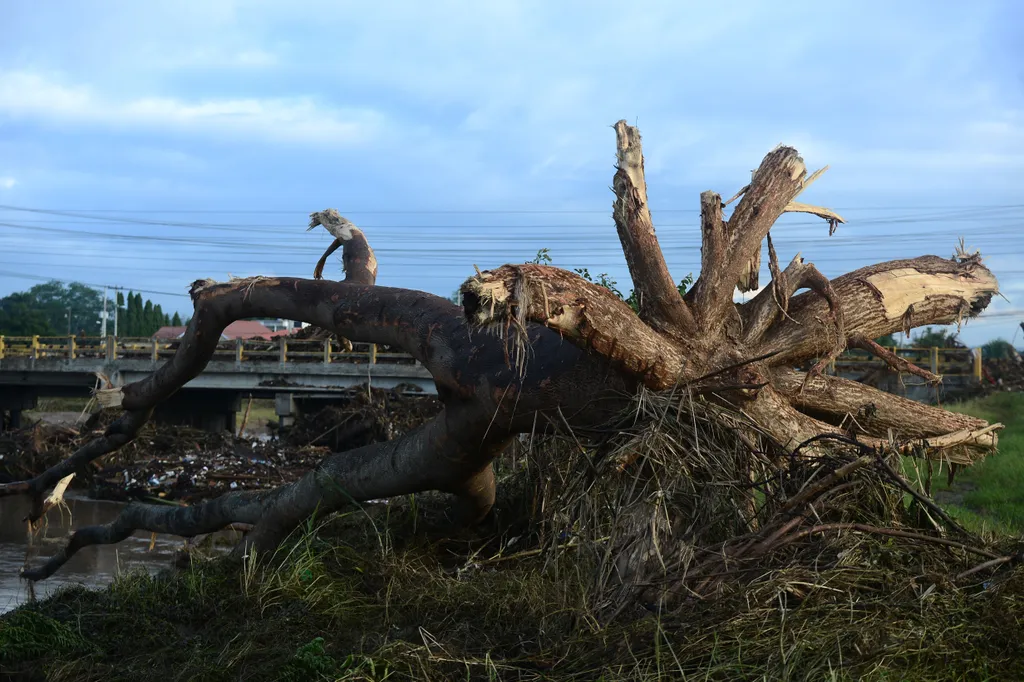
[770,367,999,463]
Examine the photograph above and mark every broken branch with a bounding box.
[611,120,695,336]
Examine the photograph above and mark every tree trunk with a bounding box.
[3,121,1002,581]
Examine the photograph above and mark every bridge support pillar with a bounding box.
[0,389,37,432]
[152,390,241,434]
[275,393,297,428]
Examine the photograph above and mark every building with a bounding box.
[152,320,283,341]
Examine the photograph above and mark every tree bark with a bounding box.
[612,120,695,337]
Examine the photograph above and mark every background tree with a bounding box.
[0,281,114,336]
[874,333,902,348]
[982,339,1020,361]
[912,326,962,348]
[171,311,183,326]
[118,291,171,336]
[0,292,58,335]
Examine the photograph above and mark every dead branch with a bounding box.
[847,333,941,384]
[689,146,811,325]
[611,120,695,336]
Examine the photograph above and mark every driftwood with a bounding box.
[1,122,1002,582]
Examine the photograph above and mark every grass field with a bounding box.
[25,397,278,435]
[904,392,1024,534]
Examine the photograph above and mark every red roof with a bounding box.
[151,321,275,341]
[221,320,275,340]
[152,326,187,340]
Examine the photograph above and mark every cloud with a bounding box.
[164,47,281,69]
[0,70,383,146]
[0,177,15,189]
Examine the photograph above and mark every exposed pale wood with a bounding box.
[861,426,1000,465]
[33,473,75,527]
[611,120,695,336]
[737,248,761,294]
[690,146,809,325]
[783,201,845,234]
[757,255,998,366]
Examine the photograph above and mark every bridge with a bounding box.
[0,335,985,433]
[0,335,434,432]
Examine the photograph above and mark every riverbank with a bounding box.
[2,393,1022,680]
[4,486,1024,681]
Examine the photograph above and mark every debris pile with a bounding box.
[0,422,80,483]
[87,434,326,503]
[984,354,1024,392]
[286,386,441,451]
[1,386,441,502]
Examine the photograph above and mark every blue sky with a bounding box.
[0,1,1022,345]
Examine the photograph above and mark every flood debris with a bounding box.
[984,352,1024,392]
[0,385,440,504]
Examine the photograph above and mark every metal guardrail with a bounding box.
[0,335,416,366]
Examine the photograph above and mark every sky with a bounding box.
[0,0,1022,346]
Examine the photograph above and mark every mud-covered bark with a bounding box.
[6,125,1005,582]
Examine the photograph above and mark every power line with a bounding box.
[0,270,189,298]
[3,203,1024,214]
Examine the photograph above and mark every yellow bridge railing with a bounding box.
[0,335,414,365]
[0,336,983,379]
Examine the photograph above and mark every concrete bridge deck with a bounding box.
[0,335,984,432]
[0,335,434,431]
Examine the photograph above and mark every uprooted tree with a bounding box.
[2,120,1002,587]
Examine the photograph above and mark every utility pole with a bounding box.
[113,287,120,337]
[66,307,72,336]
[101,285,108,338]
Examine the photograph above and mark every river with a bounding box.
[0,492,191,615]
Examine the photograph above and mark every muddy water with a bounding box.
[0,493,190,615]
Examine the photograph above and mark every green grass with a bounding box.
[904,392,1024,534]
[236,398,276,433]
[4,494,1024,681]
